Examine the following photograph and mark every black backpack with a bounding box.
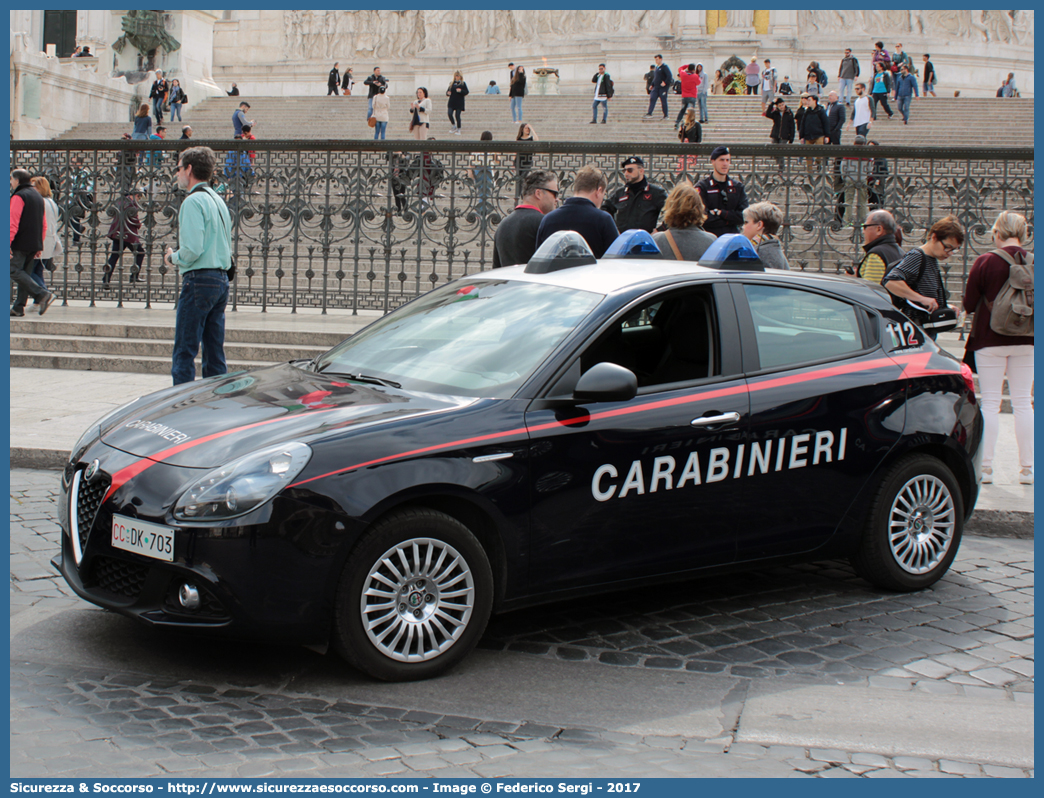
[605,78,615,99]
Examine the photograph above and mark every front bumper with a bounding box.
[55,449,355,644]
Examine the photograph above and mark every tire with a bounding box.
[850,454,964,591]
[333,508,493,681]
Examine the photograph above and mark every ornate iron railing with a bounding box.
[11,140,1033,313]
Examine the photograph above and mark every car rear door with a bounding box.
[522,282,751,594]
[729,278,908,561]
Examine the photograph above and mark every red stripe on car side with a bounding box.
[288,353,918,488]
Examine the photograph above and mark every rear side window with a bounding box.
[744,284,864,369]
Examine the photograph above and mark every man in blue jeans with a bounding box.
[164,147,233,385]
[893,64,919,125]
[643,54,672,120]
[591,64,611,124]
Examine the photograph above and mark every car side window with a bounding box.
[580,288,720,390]
[744,284,864,369]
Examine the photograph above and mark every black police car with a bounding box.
[55,231,982,681]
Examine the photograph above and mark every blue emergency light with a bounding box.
[602,229,663,260]
[698,234,766,271]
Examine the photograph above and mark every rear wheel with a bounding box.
[850,454,964,591]
[333,508,493,681]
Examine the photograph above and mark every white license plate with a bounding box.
[111,514,175,562]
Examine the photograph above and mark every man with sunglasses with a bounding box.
[849,209,903,283]
[602,156,667,234]
[883,215,963,338]
[163,147,233,384]
[492,169,559,269]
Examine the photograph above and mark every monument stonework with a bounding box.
[9,9,1035,139]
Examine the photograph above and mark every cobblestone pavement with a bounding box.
[10,469,1034,778]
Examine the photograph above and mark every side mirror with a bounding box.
[573,362,638,404]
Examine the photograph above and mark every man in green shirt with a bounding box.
[163,146,233,385]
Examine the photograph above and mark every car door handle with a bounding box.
[691,412,741,428]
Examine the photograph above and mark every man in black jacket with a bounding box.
[764,98,795,172]
[364,67,387,119]
[798,94,830,172]
[826,90,846,145]
[149,71,168,124]
[643,55,672,120]
[847,209,904,283]
[10,169,55,316]
[602,156,668,234]
[536,166,618,258]
[493,170,559,268]
[695,147,749,237]
[327,63,340,96]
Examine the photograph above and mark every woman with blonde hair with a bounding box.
[676,108,702,174]
[651,181,716,261]
[741,202,790,269]
[29,176,63,290]
[962,210,1034,484]
[446,70,469,135]
[132,103,152,139]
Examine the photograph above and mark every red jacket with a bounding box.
[678,69,701,98]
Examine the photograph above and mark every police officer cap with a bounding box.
[621,156,644,168]
[710,146,730,161]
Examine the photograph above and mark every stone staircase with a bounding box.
[9,315,347,375]
[54,95,1034,148]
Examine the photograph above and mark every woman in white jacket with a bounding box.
[29,176,63,290]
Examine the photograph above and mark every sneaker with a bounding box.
[660,115,669,121]
[10,307,25,317]
[589,120,598,124]
[643,113,653,118]
[453,129,461,136]
[37,292,56,316]
[1019,468,1033,485]
[981,466,993,484]
[600,119,606,124]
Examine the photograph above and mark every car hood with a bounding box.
[100,363,472,469]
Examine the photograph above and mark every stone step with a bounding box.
[9,318,347,347]
[9,351,271,375]
[54,95,1034,146]
[9,333,327,363]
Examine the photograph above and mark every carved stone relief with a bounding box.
[282,10,681,60]
[794,9,1028,43]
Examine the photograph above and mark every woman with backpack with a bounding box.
[962,211,1034,485]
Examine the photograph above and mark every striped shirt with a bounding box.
[884,248,947,304]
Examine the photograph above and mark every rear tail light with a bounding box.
[960,363,976,399]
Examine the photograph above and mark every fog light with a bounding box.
[178,583,201,611]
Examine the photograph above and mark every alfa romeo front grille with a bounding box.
[75,469,111,552]
[86,556,150,600]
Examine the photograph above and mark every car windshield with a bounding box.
[310,279,602,397]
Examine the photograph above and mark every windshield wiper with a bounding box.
[315,367,401,388]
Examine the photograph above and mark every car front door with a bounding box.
[523,283,750,594]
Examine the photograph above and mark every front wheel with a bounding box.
[850,454,964,591]
[333,508,493,681]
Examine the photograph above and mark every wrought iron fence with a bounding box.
[11,140,1033,314]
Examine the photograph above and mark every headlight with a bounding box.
[172,442,312,521]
